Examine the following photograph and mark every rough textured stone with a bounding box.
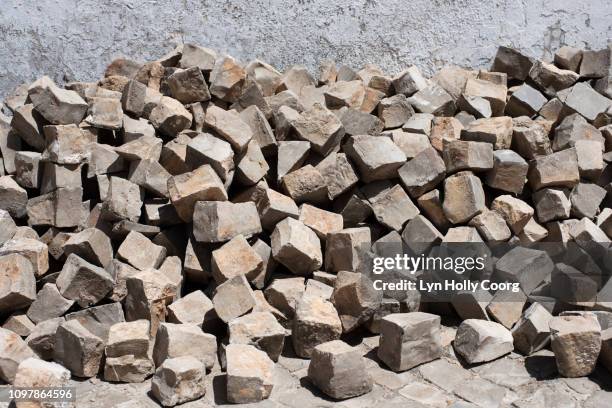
[153,322,216,370]
[344,135,407,182]
[54,319,104,378]
[398,147,446,198]
[212,275,256,323]
[550,315,602,377]
[512,302,553,356]
[193,201,262,243]
[167,164,227,222]
[271,217,322,275]
[151,356,206,407]
[55,253,114,308]
[377,312,442,372]
[292,295,342,358]
[308,340,373,400]
[226,343,274,404]
[486,149,528,194]
[0,327,36,383]
[454,319,514,364]
[331,271,382,333]
[443,171,485,224]
[229,311,285,362]
[28,76,88,125]
[528,148,580,190]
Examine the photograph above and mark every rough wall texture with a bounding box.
[0,0,610,98]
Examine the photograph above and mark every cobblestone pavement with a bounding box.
[8,323,604,408]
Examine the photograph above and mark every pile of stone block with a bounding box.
[0,42,611,406]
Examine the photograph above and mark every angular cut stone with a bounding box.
[54,319,104,378]
[338,107,384,136]
[575,139,604,180]
[495,247,554,294]
[118,231,166,271]
[85,97,123,130]
[491,195,534,234]
[468,210,511,242]
[528,148,580,190]
[0,238,49,278]
[298,204,342,242]
[293,103,344,155]
[151,356,206,407]
[26,283,72,324]
[570,183,606,219]
[398,147,446,198]
[486,149,528,194]
[153,322,216,370]
[512,302,553,355]
[331,271,381,332]
[344,135,407,182]
[167,290,215,329]
[167,164,227,222]
[550,315,602,378]
[325,227,371,273]
[14,357,71,399]
[365,184,419,231]
[529,60,579,96]
[555,46,583,71]
[226,343,274,404]
[212,275,256,323]
[264,277,304,319]
[443,171,485,224]
[377,312,442,372]
[463,78,507,116]
[402,214,443,254]
[0,327,36,382]
[2,312,34,337]
[378,94,414,129]
[563,82,611,122]
[102,176,143,222]
[28,76,88,125]
[63,227,112,268]
[14,151,41,189]
[308,340,373,400]
[461,116,513,149]
[281,165,328,204]
[205,105,252,151]
[11,104,45,151]
[553,113,604,152]
[454,319,513,364]
[390,130,431,159]
[167,67,211,104]
[229,311,285,362]
[239,105,276,155]
[513,121,552,159]
[148,96,193,137]
[315,152,359,200]
[407,83,455,116]
[506,83,547,117]
[491,46,533,81]
[443,140,493,173]
[211,234,263,284]
[324,80,365,109]
[125,269,175,336]
[0,253,36,316]
[193,201,261,243]
[429,116,462,151]
[292,295,342,358]
[56,253,113,308]
[271,217,322,275]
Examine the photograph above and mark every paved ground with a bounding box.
[11,323,606,408]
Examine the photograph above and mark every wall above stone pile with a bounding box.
[1,0,610,98]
